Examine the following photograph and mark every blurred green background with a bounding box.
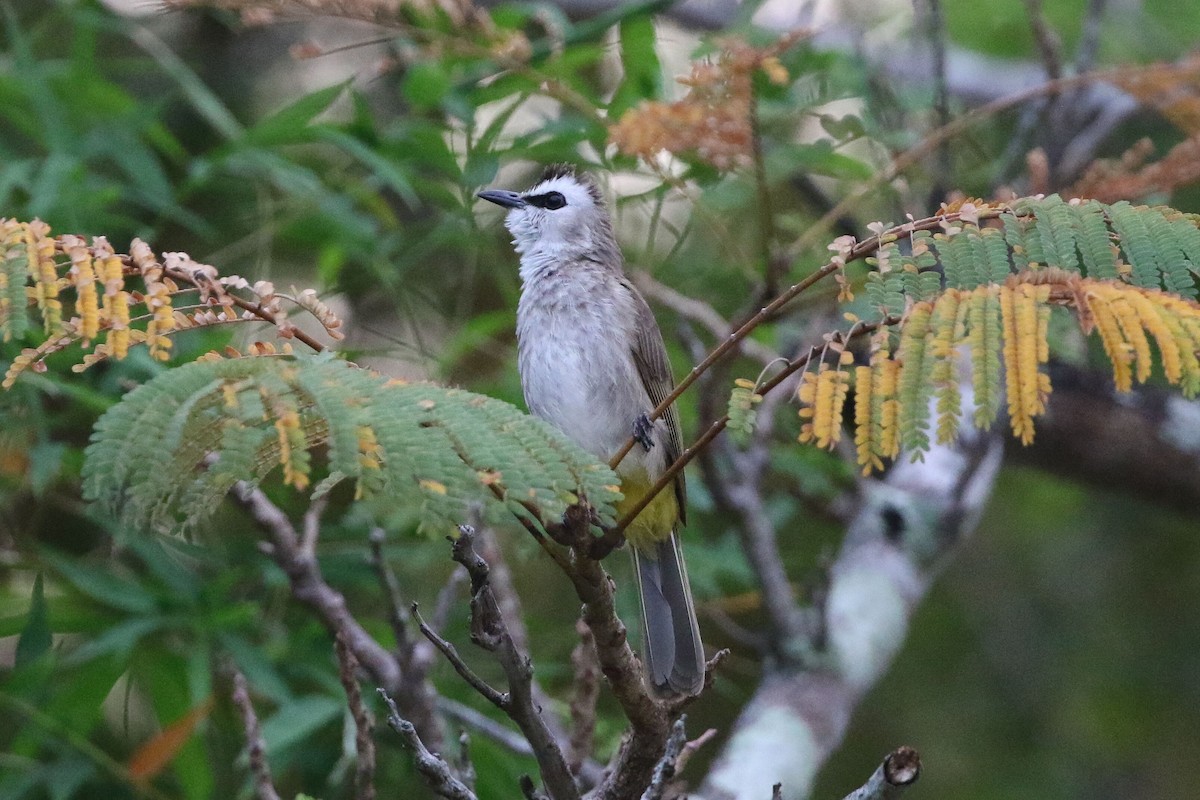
[2,1,1199,798]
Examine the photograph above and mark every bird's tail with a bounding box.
[632,531,705,698]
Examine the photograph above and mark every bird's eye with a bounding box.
[542,191,566,210]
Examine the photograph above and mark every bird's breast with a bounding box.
[516,276,656,470]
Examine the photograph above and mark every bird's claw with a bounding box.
[634,413,655,452]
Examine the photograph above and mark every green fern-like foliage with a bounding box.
[800,196,1200,471]
[82,353,622,535]
[864,195,1200,308]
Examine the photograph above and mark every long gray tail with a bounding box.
[632,531,704,697]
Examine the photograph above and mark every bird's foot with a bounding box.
[634,413,655,452]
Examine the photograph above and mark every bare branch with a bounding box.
[334,633,377,800]
[228,483,446,747]
[437,526,582,800]
[367,527,412,652]
[840,748,922,800]
[1075,0,1108,73]
[228,667,281,800]
[379,689,477,800]
[414,602,507,708]
[457,732,477,795]
[640,716,689,800]
[1022,0,1063,80]
[436,696,535,757]
[568,617,601,776]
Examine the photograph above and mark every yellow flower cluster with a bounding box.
[797,351,852,450]
[798,270,1200,473]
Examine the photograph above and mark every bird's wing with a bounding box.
[624,278,687,525]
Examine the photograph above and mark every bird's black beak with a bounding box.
[477,189,526,209]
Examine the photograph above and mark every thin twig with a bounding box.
[378,690,477,800]
[457,731,477,795]
[568,617,601,775]
[229,485,444,750]
[1075,0,1108,73]
[922,0,953,202]
[367,527,412,653]
[435,696,535,757]
[1022,0,1063,80]
[840,747,922,800]
[334,633,377,800]
[432,526,582,800]
[413,602,507,708]
[613,316,900,536]
[229,668,282,800]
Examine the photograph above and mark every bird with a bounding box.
[478,164,705,697]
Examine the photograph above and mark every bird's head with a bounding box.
[477,164,616,261]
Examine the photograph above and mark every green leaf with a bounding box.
[15,574,51,668]
[259,695,343,755]
[609,12,661,116]
[43,553,159,615]
[244,82,349,147]
[403,62,453,110]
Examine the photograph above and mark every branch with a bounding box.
[229,484,443,750]
[1010,362,1200,516]
[334,632,377,800]
[437,696,535,757]
[228,667,282,800]
[568,617,601,776]
[431,526,581,800]
[476,527,600,785]
[640,716,689,800]
[839,748,921,800]
[379,689,478,800]
[546,508,671,800]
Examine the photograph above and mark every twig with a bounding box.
[431,567,468,634]
[840,747,922,800]
[921,0,953,203]
[378,689,477,800]
[367,527,413,653]
[413,603,507,708]
[640,716,689,800]
[436,696,535,757]
[613,317,900,537]
[568,617,601,775]
[475,525,578,769]
[300,494,327,557]
[457,731,477,794]
[1022,0,1063,80]
[1075,0,1108,74]
[749,98,781,297]
[229,668,281,800]
[549,508,669,800]
[334,633,377,800]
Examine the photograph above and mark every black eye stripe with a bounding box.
[526,191,567,210]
